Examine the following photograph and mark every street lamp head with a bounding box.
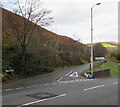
[96,3,101,5]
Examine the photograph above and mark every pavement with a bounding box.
[2,63,119,106]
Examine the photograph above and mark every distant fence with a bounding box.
[90,59,107,68]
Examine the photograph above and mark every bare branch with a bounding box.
[4,0,53,67]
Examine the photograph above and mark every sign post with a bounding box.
[95,57,105,60]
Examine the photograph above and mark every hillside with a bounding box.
[87,41,119,48]
[2,8,87,49]
[101,41,119,48]
[87,41,119,60]
[2,8,89,78]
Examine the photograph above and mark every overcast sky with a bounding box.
[2,0,119,44]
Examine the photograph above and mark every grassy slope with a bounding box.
[102,43,117,48]
[87,41,119,47]
[84,61,119,76]
[97,61,119,76]
[103,41,120,45]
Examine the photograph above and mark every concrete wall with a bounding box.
[93,69,110,78]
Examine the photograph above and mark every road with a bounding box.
[2,64,119,106]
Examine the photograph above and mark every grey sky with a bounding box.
[2,0,119,44]
[41,0,118,44]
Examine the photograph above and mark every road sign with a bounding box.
[95,57,105,60]
[5,70,14,73]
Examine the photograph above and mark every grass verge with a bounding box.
[83,60,119,76]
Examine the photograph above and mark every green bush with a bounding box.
[43,66,54,73]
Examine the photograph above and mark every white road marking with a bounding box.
[27,86,33,88]
[74,80,79,82]
[69,72,78,77]
[59,79,95,84]
[16,87,24,90]
[57,77,63,82]
[5,89,12,91]
[65,71,73,76]
[4,79,96,92]
[62,81,69,83]
[31,85,39,87]
[51,83,56,85]
[26,85,41,88]
[69,80,74,83]
[44,84,50,86]
[26,86,31,88]
[112,82,118,85]
[83,85,105,91]
[18,94,66,107]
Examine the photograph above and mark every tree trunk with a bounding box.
[21,45,26,76]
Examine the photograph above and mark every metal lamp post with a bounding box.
[90,3,101,75]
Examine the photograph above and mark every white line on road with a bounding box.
[74,80,79,82]
[4,79,97,92]
[5,89,12,91]
[69,80,74,83]
[44,84,50,86]
[57,77,63,82]
[16,87,24,90]
[112,82,118,85]
[31,85,39,87]
[18,94,66,107]
[65,71,73,76]
[83,85,105,91]
[26,86,30,88]
[59,79,95,84]
[51,83,56,85]
[27,86,33,88]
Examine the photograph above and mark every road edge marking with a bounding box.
[83,85,105,91]
[112,82,118,85]
[5,89,12,91]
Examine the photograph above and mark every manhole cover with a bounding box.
[27,92,57,99]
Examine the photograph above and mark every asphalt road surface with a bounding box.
[2,64,119,106]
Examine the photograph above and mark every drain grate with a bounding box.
[27,92,57,100]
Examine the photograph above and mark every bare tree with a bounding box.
[4,0,53,73]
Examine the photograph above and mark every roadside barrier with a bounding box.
[90,59,107,68]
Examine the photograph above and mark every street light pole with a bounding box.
[91,6,93,75]
[90,3,101,75]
